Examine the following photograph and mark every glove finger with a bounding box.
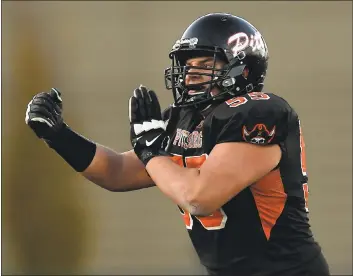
[33,93,62,116]
[141,86,152,119]
[32,92,47,99]
[134,88,147,120]
[48,88,63,106]
[129,96,139,123]
[30,103,55,117]
[34,91,55,102]
[148,90,162,120]
[32,96,56,111]
[139,84,148,94]
[27,112,55,128]
[30,96,60,121]
[28,107,57,126]
[139,85,152,118]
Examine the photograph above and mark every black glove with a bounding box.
[25,88,97,172]
[25,87,64,140]
[129,85,171,165]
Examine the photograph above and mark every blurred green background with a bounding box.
[2,1,352,275]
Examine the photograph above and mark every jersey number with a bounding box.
[226,92,270,108]
[171,154,228,230]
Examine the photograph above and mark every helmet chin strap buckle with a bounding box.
[246,83,254,92]
[222,78,236,87]
[236,51,246,60]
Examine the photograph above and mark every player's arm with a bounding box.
[130,88,288,216]
[147,142,280,215]
[82,147,154,191]
[25,88,154,192]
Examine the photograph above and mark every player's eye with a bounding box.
[201,64,213,69]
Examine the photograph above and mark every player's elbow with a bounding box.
[187,202,215,217]
[182,183,220,216]
[184,194,216,216]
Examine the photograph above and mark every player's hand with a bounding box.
[129,85,170,165]
[25,88,64,140]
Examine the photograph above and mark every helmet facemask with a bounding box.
[164,45,255,108]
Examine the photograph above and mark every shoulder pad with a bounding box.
[205,92,296,145]
[212,92,293,121]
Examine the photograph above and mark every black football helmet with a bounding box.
[164,13,269,107]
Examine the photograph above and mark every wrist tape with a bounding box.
[45,124,97,172]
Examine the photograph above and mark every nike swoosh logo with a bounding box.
[146,134,162,147]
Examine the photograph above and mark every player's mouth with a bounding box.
[188,90,205,95]
[187,84,208,95]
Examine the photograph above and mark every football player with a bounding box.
[25,13,330,276]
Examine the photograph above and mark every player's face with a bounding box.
[185,56,226,96]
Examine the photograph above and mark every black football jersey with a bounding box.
[162,92,322,275]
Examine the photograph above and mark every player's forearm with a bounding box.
[146,156,204,215]
[81,145,124,191]
[82,146,154,192]
[45,125,153,191]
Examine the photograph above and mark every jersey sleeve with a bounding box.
[214,94,292,146]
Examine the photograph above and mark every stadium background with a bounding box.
[2,1,352,275]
